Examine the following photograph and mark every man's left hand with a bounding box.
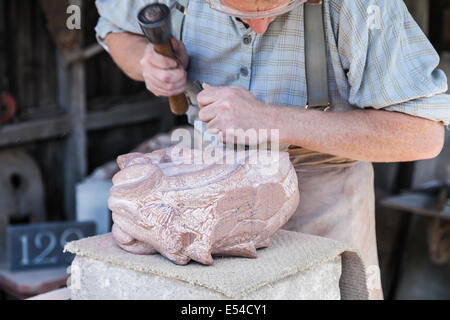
[197,85,276,141]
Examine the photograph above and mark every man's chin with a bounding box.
[252,28,268,34]
[247,17,276,34]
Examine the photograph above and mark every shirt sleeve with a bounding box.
[95,0,175,51]
[336,0,450,125]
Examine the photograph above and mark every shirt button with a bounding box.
[240,67,249,77]
[243,35,252,45]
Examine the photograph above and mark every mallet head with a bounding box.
[138,3,172,45]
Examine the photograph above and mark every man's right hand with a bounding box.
[140,36,189,97]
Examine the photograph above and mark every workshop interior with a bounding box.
[0,0,449,301]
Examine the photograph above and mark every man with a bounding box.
[95,0,450,299]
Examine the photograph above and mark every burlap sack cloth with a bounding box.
[284,146,383,300]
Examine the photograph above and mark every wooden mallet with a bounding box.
[138,3,189,115]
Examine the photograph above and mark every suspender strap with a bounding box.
[171,0,189,41]
[304,0,330,110]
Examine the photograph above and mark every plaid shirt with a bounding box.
[95,0,450,125]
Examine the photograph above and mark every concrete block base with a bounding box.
[65,231,369,300]
[70,255,341,300]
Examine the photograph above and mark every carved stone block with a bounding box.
[108,147,299,265]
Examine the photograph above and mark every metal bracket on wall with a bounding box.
[64,43,104,67]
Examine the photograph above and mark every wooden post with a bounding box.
[16,0,35,111]
[58,0,87,220]
[0,0,7,92]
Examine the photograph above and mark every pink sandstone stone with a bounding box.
[108,146,299,265]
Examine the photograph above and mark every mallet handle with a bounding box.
[153,43,189,116]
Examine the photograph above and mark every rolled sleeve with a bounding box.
[385,94,450,126]
[95,16,126,52]
[336,0,450,124]
[95,0,174,51]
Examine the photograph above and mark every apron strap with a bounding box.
[304,0,330,111]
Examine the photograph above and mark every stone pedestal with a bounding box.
[65,231,369,300]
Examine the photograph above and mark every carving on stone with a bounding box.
[108,147,299,265]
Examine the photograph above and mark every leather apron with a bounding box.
[283,146,383,300]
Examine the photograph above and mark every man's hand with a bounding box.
[197,85,277,142]
[140,36,189,97]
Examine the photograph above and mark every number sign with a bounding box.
[7,221,96,271]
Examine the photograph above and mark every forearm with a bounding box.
[275,107,445,162]
[105,32,147,81]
